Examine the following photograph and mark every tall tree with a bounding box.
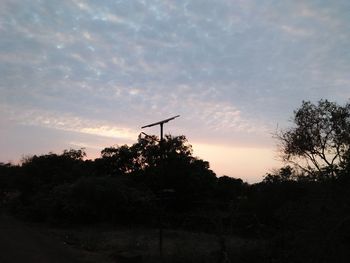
[276,99,350,177]
[99,134,216,198]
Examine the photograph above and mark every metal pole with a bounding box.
[141,115,179,262]
[159,122,164,261]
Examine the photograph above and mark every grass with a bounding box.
[46,223,267,263]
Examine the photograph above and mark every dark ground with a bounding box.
[0,213,94,263]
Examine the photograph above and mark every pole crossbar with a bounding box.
[141,115,180,129]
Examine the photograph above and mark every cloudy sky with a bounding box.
[1,0,349,182]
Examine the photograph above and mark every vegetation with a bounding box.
[1,99,350,262]
[276,99,350,178]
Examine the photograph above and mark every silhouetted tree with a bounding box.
[216,176,245,202]
[20,148,87,186]
[263,166,296,184]
[137,135,217,203]
[98,145,139,176]
[276,99,350,178]
[98,135,217,209]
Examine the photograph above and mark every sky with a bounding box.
[1,0,350,183]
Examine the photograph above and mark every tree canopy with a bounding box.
[1,101,350,263]
[276,99,350,178]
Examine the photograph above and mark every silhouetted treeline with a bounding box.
[1,133,350,262]
[0,136,245,225]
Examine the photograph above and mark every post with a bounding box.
[141,115,180,262]
[159,122,164,260]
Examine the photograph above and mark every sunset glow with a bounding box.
[1,0,349,182]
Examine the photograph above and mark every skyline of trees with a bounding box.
[1,99,350,262]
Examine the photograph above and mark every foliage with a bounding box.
[216,176,246,202]
[276,99,350,178]
[1,135,221,224]
[97,135,217,205]
[48,177,156,224]
[2,101,350,263]
[263,166,296,183]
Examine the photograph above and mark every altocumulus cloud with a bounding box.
[1,0,350,180]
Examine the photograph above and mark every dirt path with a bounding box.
[0,213,90,263]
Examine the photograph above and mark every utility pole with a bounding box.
[141,115,180,141]
[141,115,180,262]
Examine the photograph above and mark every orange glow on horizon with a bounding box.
[192,142,282,183]
[78,140,282,184]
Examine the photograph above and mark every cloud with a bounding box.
[1,0,350,180]
[182,97,267,134]
[68,141,103,150]
[280,25,311,37]
[2,105,138,140]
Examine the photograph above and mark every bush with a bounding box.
[47,176,156,224]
